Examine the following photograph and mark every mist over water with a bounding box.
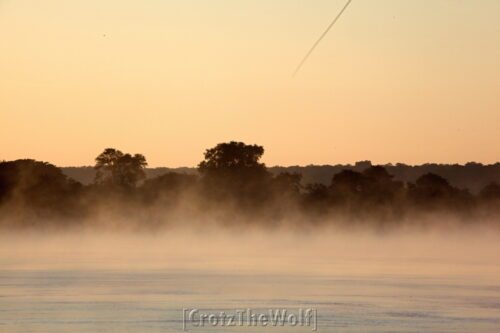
[1,225,500,332]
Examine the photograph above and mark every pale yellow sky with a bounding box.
[1,0,499,167]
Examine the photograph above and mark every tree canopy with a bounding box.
[94,148,147,188]
[198,141,266,174]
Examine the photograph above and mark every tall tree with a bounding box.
[0,159,82,216]
[198,141,266,173]
[198,141,270,205]
[94,148,147,188]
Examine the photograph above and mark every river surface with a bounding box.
[1,230,499,332]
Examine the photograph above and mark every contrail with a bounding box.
[293,0,353,77]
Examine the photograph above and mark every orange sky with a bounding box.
[1,0,499,167]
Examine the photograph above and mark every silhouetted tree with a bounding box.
[198,141,271,208]
[408,172,473,213]
[353,160,372,171]
[330,169,365,202]
[305,183,329,201]
[271,172,302,196]
[141,172,198,204]
[477,182,500,219]
[411,173,454,200]
[362,166,404,205]
[94,148,147,189]
[328,166,405,219]
[0,160,82,218]
[198,141,266,173]
[267,172,303,216]
[479,182,500,201]
[302,183,330,217]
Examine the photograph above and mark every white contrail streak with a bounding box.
[293,0,353,77]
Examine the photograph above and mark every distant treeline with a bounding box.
[62,161,500,194]
[1,142,499,229]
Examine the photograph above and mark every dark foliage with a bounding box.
[198,141,271,210]
[95,148,147,189]
[0,159,82,220]
[1,143,499,228]
[141,172,197,205]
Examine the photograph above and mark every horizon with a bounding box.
[7,153,500,169]
[59,160,500,169]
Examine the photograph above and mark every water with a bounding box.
[1,230,500,332]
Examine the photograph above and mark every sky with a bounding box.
[1,0,499,167]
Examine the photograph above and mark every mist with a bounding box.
[3,226,500,276]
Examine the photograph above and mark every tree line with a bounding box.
[1,141,499,228]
